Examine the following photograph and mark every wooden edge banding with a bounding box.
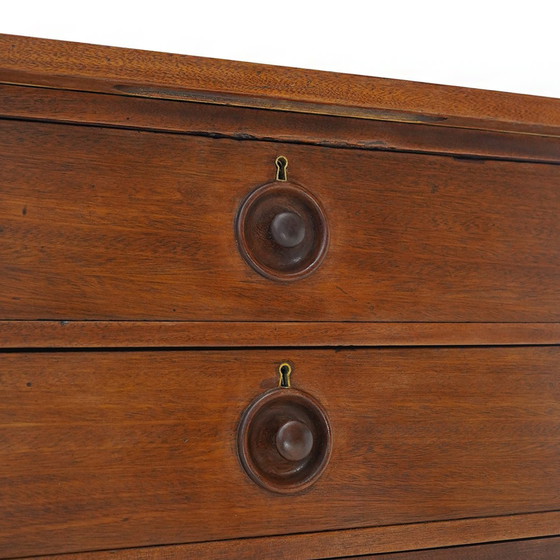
[1,85,560,163]
[1,34,559,137]
[14,511,560,560]
[2,322,560,349]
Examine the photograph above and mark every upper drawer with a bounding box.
[1,119,559,321]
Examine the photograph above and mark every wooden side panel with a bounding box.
[1,347,559,557]
[1,120,560,321]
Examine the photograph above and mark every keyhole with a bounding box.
[279,362,292,388]
[275,156,288,182]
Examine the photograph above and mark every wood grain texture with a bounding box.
[2,85,560,163]
[1,34,559,136]
[339,536,560,559]
[5,512,560,560]
[1,347,559,557]
[2,119,560,321]
[3,321,560,349]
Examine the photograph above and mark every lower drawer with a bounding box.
[1,347,559,557]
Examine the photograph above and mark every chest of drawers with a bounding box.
[1,34,559,559]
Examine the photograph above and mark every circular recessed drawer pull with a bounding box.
[235,157,329,281]
[237,387,331,494]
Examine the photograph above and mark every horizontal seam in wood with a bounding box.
[2,81,559,137]
[9,510,560,560]
[3,320,560,324]
[0,112,558,166]
[2,77,559,139]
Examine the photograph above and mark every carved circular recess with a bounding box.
[235,181,329,281]
[237,388,332,494]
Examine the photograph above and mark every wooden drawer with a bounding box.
[2,346,559,557]
[1,119,560,322]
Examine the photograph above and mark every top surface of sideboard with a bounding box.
[1,34,560,136]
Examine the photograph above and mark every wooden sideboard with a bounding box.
[0,34,559,559]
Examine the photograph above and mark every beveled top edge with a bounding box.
[1,33,559,136]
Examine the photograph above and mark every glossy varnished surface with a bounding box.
[1,120,560,321]
[1,347,559,557]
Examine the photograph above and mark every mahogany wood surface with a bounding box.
[3,321,560,349]
[235,180,330,281]
[341,536,560,559]
[2,119,560,322]
[7,514,560,560]
[2,35,560,560]
[1,347,559,557]
[237,387,332,493]
[1,34,559,136]
[2,85,560,164]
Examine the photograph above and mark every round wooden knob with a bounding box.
[238,388,331,494]
[236,181,329,281]
[270,212,306,248]
[276,420,314,461]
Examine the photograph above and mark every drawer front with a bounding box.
[1,120,560,321]
[1,347,559,557]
